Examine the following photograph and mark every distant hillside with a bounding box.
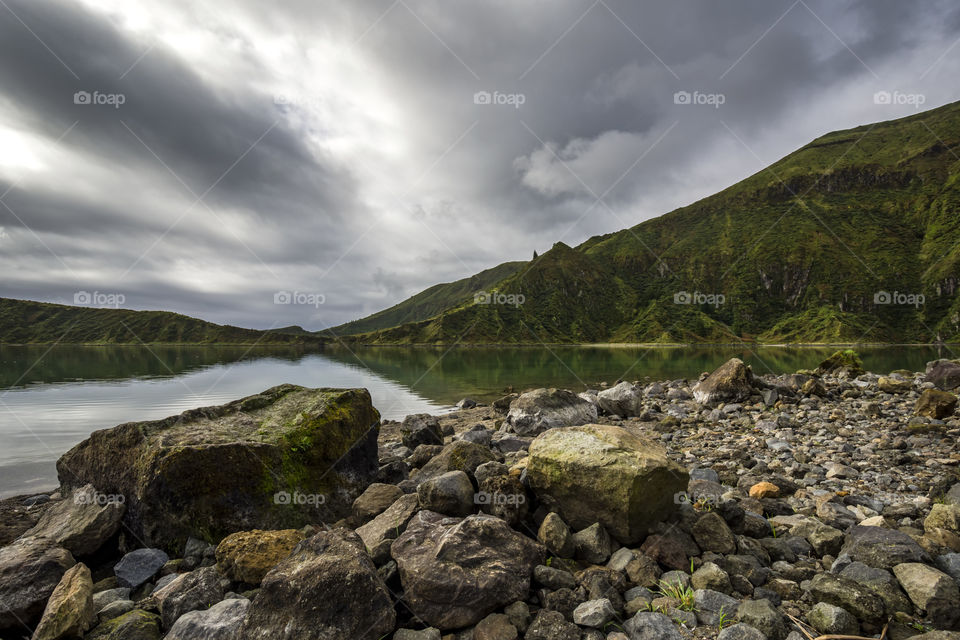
[347,101,960,344]
[326,261,526,336]
[0,298,327,345]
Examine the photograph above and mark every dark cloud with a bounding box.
[0,0,958,328]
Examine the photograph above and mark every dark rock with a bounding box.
[840,525,929,569]
[115,548,169,589]
[693,358,755,405]
[0,536,75,631]
[401,414,444,449]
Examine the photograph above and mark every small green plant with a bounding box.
[717,607,731,631]
[690,557,696,574]
[657,579,696,612]
[910,621,934,633]
[768,519,778,538]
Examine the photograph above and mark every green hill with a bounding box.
[0,298,328,345]
[346,101,960,344]
[325,261,526,336]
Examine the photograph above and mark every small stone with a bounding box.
[351,483,404,522]
[416,470,475,517]
[749,482,780,499]
[807,602,858,635]
[624,611,684,640]
[523,610,580,640]
[165,598,250,640]
[692,511,736,554]
[571,522,612,564]
[717,623,768,640]
[537,512,576,558]
[215,529,304,585]
[692,562,732,593]
[572,598,615,628]
[114,549,169,590]
[473,613,518,640]
[736,599,788,640]
[925,503,960,535]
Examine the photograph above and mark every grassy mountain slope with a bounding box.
[0,298,327,345]
[349,101,960,344]
[326,261,526,336]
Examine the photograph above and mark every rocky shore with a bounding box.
[2,352,960,640]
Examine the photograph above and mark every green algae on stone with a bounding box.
[57,385,381,552]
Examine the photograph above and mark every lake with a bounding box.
[0,343,950,498]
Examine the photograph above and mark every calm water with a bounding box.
[0,344,950,497]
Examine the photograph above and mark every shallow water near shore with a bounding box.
[0,343,950,497]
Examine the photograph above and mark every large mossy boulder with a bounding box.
[692,358,755,405]
[526,425,688,544]
[816,350,865,377]
[57,385,381,552]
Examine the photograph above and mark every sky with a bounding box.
[1,0,959,330]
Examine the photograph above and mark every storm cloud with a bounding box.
[1,0,958,329]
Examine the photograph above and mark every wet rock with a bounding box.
[527,424,688,543]
[693,358,755,405]
[23,484,125,556]
[390,511,541,630]
[58,386,381,551]
[32,562,95,640]
[214,529,304,585]
[241,529,395,640]
[0,535,75,631]
[506,388,598,436]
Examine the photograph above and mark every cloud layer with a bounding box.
[1,0,958,329]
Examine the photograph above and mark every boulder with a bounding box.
[355,493,419,559]
[31,562,95,640]
[400,414,443,449]
[215,529,304,585]
[85,609,162,640]
[915,389,958,419]
[165,598,250,640]
[241,529,395,640]
[925,360,960,390]
[596,382,644,418]
[806,573,885,622]
[23,484,125,556]
[693,358,755,405]
[391,511,542,630]
[0,536,75,631]
[57,385,381,551]
[415,441,497,484]
[893,563,960,630]
[152,566,224,630]
[816,350,865,377]
[416,470,475,517]
[114,548,169,589]
[878,376,912,393]
[477,474,528,526]
[505,388,597,436]
[526,424,688,543]
[926,503,960,534]
[839,561,913,616]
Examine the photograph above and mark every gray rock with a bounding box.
[533,564,576,590]
[401,414,444,449]
[23,484,125,556]
[391,511,541,630]
[807,602,858,635]
[596,382,645,418]
[152,566,224,630]
[839,561,912,615]
[503,601,530,633]
[736,599,788,640]
[571,522,612,564]
[692,562,732,593]
[806,573,884,622]
[98,599,135,621]
[355,494,419,560]
[692,359,755,405]
[506,388,598,436]
[693,511,736,554]
[473,612,517,640]
[165,598,250,640]
[93,587,131,612]
[524,610,579,640]
[351,483,404,523]
[416,470,475,517]
[0,536,75,631]
[240,529,396,640]
[893,562,960,630]
[572,598,616,627]
[936,553,960,583]
[114,548,169,590]
[624,612,684,640]
[717,623,768,640]
[537,512,575,558]
[694,589,740,626]
[840,525,929,569]
[393,629,441,640]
